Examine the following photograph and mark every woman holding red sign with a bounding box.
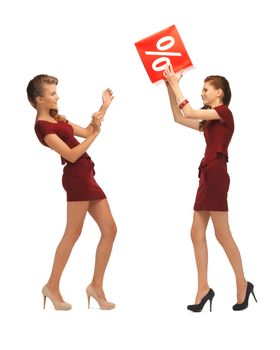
[164,65,256,312]
[27,74,116,311]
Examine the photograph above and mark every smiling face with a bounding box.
[36,84,59,110]
[201,81,223,107]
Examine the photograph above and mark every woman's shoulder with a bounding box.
[214,104,232,114]
[35,119,68,128]
[214,104,234,128]
[34,119,60,139]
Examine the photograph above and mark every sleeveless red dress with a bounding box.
[34,120,106,202]
[193,104,234,211]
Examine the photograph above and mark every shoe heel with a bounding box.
[87,294,91,309]
[252,290,257,303]
[43,295,46,309]
[210,298,213,312]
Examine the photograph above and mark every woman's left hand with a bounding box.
[102,88,114,108]
[164,64,183,87]
[91,111,104,133]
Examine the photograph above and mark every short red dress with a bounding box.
[193,104,234,211]
[35,120,106,202]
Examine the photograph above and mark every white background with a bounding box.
[0,0,279,348]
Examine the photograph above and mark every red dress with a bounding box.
[193,104,234,211]
[34,120,106,202]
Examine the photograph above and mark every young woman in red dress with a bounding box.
[164,65,256,311]
[27,74,116,310]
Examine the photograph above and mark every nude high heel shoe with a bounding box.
[42,285,72,311]
[86,285,115,310]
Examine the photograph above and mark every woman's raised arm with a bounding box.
[69,88,114,138]
[164,65,221,121]
[166,82,200,130]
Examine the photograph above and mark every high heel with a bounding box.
[232,281,257,311]
[187,288,215,312]
[42,285,72,311]
[86,285,115,310]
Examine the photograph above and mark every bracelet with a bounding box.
[178,99,189,109]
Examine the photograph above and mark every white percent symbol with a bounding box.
[145,36,182,72]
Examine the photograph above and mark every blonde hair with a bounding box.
[26,74,66,121]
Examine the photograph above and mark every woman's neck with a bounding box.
[36,112,56,122]
[36,107,53,121]
[209,100,223,108]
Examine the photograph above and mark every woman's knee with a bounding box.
[214,230,228,245]
[101,222,117,240]
[190,226,206,244]
[111,222,117,239]
[64,225,83,242]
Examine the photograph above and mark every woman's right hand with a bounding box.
[164,64,183,87]
[91,111,104,133]
[102,88,114,109]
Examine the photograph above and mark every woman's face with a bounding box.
[37,84,59,110]
[201,81,222,106]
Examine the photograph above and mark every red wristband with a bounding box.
[178,99,189,109]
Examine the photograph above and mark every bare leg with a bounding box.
[46,201,89,302]
[87,199,117,301]
[210,211,247,303]
[190,211,211,303]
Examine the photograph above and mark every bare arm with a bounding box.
[166,82,200,130]
[164,65,221,121]
[68,88,114,138]
[44,112,103,163]
[68,121,94,138]
[170,87,220,120]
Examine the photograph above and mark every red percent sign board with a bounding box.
[135,25,193,83]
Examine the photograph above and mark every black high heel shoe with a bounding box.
[187,288,215,312]
[232,281,257,311]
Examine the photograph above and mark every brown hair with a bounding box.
[26,74,65,121]
[204,75,231,106]
[199,75,231,131]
